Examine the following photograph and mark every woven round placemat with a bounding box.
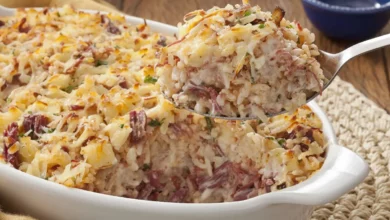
[312,77,390,220]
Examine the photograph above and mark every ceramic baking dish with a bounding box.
[0,5,369,220]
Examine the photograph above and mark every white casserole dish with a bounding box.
[0,6,369,220]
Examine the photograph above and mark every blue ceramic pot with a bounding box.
[302,0,390,40]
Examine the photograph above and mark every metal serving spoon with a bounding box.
[172,33,390,120]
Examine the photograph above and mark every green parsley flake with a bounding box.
[141,164,150,171]
[244,10,252,16]
[95,60,108,67]
[114,45,120,49]
[259,24,265,29]
[28,111,32,114]
[286,24,293,28]
[148,118,164,127]
[62,85,75,93]
[144,75,158,84]
[250,75,255,84]
[6,98,11,103]
[18,133,25,138]
[120,124,124,128]
[277,138,286,146]
[47,128,55,133]
[257,119,263,124]
[205,117,213,132]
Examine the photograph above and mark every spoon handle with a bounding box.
[339,34,390,64]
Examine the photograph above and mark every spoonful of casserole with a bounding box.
[156,1,390,121]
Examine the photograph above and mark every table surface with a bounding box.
[107,0,390,112]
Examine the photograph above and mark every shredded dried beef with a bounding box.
[2,123,20,168]
[23,114,49,139]
[129,110,147,144]
[101,15,121,35]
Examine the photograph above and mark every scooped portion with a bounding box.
[157,3,325,120]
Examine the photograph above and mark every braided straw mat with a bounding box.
[312,76,390,220]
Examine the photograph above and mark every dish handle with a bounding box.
[266,145,369,206]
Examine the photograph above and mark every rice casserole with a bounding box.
[0,5,327,203]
